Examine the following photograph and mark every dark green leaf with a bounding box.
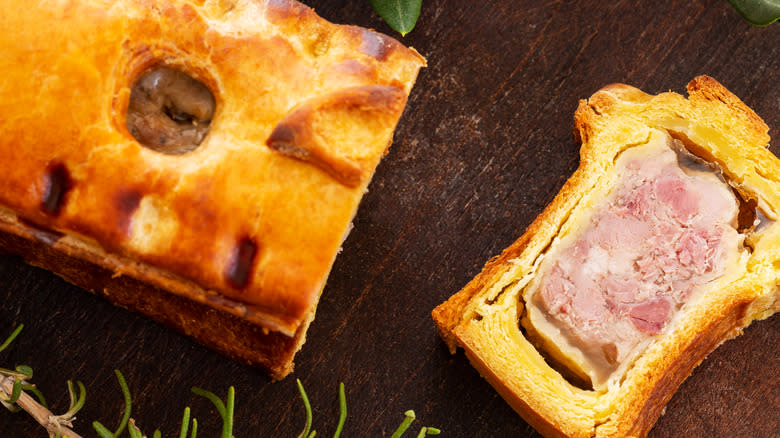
[729,0,780,25]
[370,0,423,36]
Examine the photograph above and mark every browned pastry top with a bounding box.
[0,0,425,336]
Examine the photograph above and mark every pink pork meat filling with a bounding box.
[536,144,739,370]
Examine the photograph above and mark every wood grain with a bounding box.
[0,1,778,436]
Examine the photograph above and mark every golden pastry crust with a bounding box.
[433,76,779,437]
[0,0,424,378]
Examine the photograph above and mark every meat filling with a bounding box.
[524,136,745,389]
[126,67,216,155]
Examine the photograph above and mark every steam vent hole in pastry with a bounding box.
[521,136,758,390]
[126,67,216,155]
[226,237,258,289]
[41,162,72,215]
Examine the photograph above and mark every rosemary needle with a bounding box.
[416,426,441,437]
[390,410,416,438]
[113,369,133,436]
[21,383,47,408]
[225,386,235,438]
[15,364,33,379]
[296,379,313,438]
[93,421,114,438]
[0,324,23,354]
[64,380,87,418]
[191,387,227,420]
[333,382,347,438]
[128,421,143,438]
[8,379,22,404]
[191,386,234,438]
[179,407,191,438]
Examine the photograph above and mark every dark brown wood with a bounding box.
[1,1,778,436]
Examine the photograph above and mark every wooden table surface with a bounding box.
[1,1,778,436]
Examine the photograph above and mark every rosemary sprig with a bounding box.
[2,325,441,437]
[0,324,85,438]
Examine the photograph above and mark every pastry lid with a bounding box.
[0,0,425,336]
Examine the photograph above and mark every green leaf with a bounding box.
[729,0,780,25]
[370,0,423,36]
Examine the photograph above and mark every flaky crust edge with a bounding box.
[0,212,306,380]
